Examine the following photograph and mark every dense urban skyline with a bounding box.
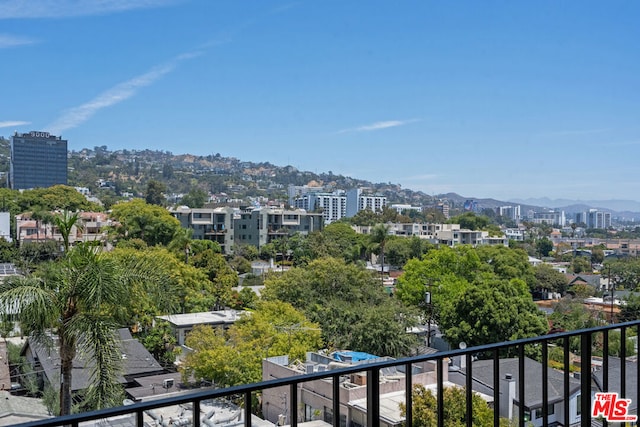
[1,1,639,202]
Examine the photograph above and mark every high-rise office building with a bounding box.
[10,131,68,189]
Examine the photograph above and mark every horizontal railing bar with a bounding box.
[15,320,640,427]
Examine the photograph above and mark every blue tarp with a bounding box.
[333,351,379,362]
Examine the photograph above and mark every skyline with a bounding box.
[1,1,639,202]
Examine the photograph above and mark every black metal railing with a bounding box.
[16,320,640,427]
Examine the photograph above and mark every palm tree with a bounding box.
[0,243,162,415]
[168,227,193,263]
[54,210,84,253]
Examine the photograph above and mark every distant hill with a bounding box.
[510,197,640,213]
[1,136,639,219]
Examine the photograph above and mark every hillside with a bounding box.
[1,138,639,220]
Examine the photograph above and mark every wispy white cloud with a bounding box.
[337,119,420,134]
[0,0,180,19]
[46,50,203,134]
[0,34,36,48]
[0,121,30,128]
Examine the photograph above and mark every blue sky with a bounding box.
[1,1,639,202]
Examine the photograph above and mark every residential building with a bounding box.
[156,310,246,346]
[234,207,323,248]
[0,212,11,242]
[293,191,347,224]
[15,211,111,248]
[587,209,612,229]
[346,188,386,217]
[436,200,450,219]
[10,131,67,190]
[169,206,236,253]
[22,328,165,397]
[528,210,566,227]
[262,351,447,427]
[497,205,521,222]
[504,228,526,241]
[355,222,508,248]
[288,184,325,205]
[389,204,422,215]
[449,357,581,427]
[0,390,50,424]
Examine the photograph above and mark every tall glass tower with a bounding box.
[10,131,68,190]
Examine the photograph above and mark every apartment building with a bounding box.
[170,206,236,253]
[293,191,347,224]
[15,211,111,247]
[292,186,387,221]
[355,222,508,248]
[234,207,324,249]
[527,210,566,227]
[346,188,387,217]
[497,205,521,222]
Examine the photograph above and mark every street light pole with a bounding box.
[609,265,615,323]
[425,283,432,347]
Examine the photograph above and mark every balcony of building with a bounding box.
[15,320,640,427]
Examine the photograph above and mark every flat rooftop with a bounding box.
[156,310,245,327]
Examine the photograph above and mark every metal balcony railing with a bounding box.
[15,320,640,427]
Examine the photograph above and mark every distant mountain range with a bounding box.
[508,198,640,213]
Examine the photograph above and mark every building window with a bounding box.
[535,405,555,419]
[576,395,581,415]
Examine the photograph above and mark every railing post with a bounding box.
[405,362,413,427]
[367,367,380,427]
[333,374,341,427]
[580,330,592,427]
[621,326,627,399]
[563,336,570,427]
[437,358,444,427]
[518,344,525,427]
[290,383,298,427]
[493,349,500,427]
[465,353,472,427]
[542,340,548,427]
[193,398,201,427]
[244,391,252,427]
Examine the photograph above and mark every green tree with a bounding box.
[141,321,180,367]
[53,211,83,253]
[307,222,363,263]
[145,180,166,206]
[618,293,640,322]
[399,384,494,427]
[0,243,165,415]
[534,263,569,294]
[571,257,591,274]
[262,257,418,356]
[369,223,390,282]
[168,227,193,263]
[439,276,547,349]
[17,185,101,213]
[181,301,322,386]
[536,237,554,257]
[180,188,208,208]
[448,212,490,231]
[350,208,380,226]
[110,199,181,246]
[190,248,237,310]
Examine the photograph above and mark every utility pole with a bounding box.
[609,265,614,323]
[425,283,433,347]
